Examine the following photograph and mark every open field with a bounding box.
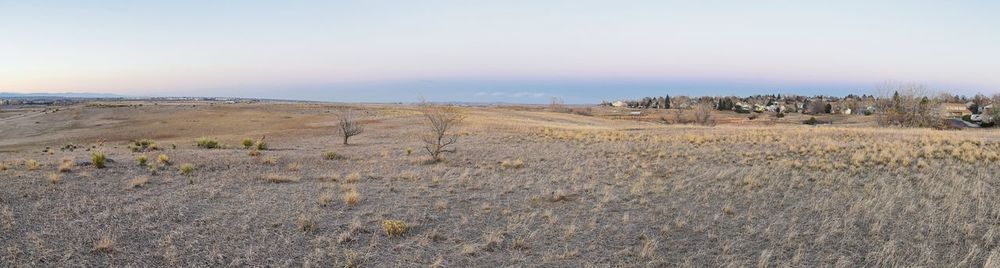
[3,102,1000,266]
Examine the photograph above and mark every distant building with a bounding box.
[611,101,627,107]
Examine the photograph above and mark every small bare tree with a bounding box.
[338,109,364,145]
[419,103,464,162]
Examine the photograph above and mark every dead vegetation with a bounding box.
[129,176,149,188]
[419,104,464,162]
[3,102,1000,267]
[262,174,299,183]
[382,220,407,237]
[337,109,364,145]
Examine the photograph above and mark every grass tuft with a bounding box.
[297,214,315,232]
[345,172,361,183]
[382,220,407,237]
[47,173,61,185]
[90,152,106,169]
[93,234,114,253]
[157,154,170,165]
[196,137,220,149]
[319,192,334,207]
[500,159,524,169]
[179,163,195,176]
[343,188,360,206]
[241,138,254,149]
[129,176,149,188]
[26,159,41,170]
[58,157,74,172]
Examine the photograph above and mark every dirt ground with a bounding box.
[3,102,1000,266]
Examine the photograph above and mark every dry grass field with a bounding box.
[3,101,1000,266]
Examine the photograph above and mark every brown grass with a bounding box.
[500,159,524,169]
[93,234,114,253]
[343,188,360,206]
[46,173,61,185]
[25,159,41,170]
[318,192,334,207]
[344,172,361,183]
[262,174,299,183]
[57,157,74,172]
[157,154,170,165]
[381,220,406,237]
[129,176,149,188]
[297,214,315,232]
[4,103,1000,266]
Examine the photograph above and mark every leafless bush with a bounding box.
[419,102,464,162]
[338,109,364,145]
[548,97,569,113]
[874,81,943,128]
[692,103,716,126]
[569,107,592,116]
[672,108,687,124]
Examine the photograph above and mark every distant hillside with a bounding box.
[0,92,125,98]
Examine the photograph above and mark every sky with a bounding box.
[1,1,999,103]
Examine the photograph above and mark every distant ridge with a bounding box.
[0,92,125,98]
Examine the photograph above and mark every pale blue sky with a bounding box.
[2,1,998,103]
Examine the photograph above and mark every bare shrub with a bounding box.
[338,109,364,145]
[692,103,716,126]
[549,97,568,113]
[419,103,464,162]
[570,107,592,116]
[673,109,687,124]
